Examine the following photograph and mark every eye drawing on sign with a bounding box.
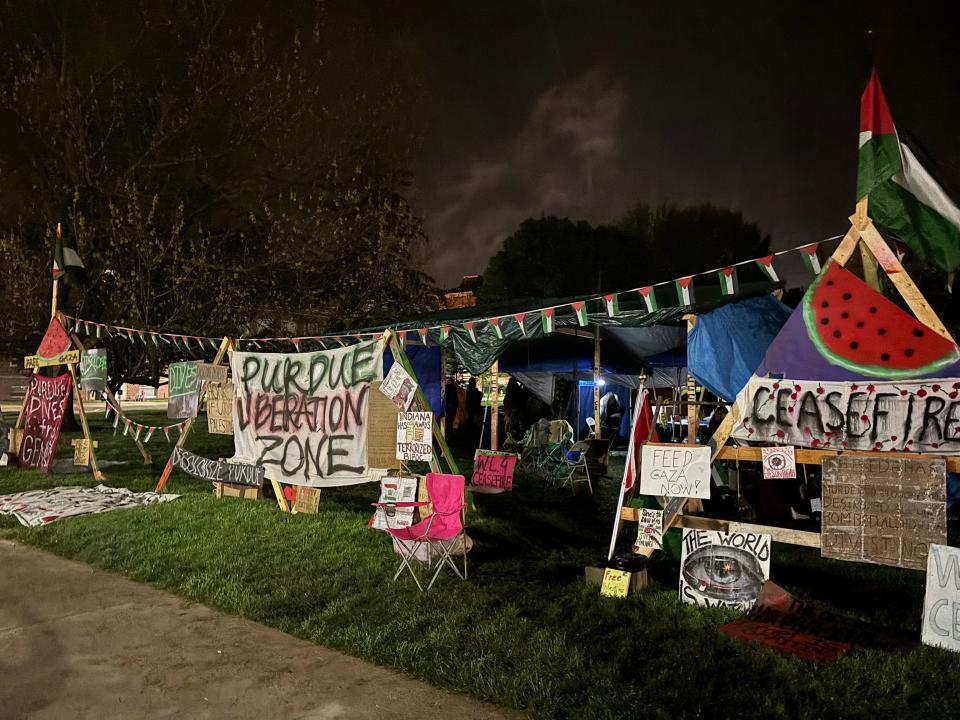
[681,545,765,602]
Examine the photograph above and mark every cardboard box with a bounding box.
[585,565,648,594]
[214,481,262,500]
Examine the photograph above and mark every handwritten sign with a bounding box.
[721,619,849,663]
[380,362,417,411]
[206,382,234,435]
[19,373,72,470]
[639,443,711,499]
[24,350,79,368]
[197,363,228,384]
[293,486,321,514]
[168,361,200,419]
[171,447,264,487]
[371,476,419,530]
[600,568,631,598]
[71,438,97,466]
[761,445,796,479]
[821,456,946,571]
[79,349,107,392]
[632,508,663,552]
[472,450,517,490]
[231,344,384,487]
[396,411,433,462]
[922,544,960,652]
[680,529,771,610]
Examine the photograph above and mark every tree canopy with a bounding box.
[477,203,771,304]
[0,1,433,380]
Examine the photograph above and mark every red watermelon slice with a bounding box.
[803,263,959,379]
[36,318,73,360]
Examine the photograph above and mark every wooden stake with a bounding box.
[489,359,500,451]
[593,325,601,439]
[859,241,881,291]
[50,223,61,319]
[67,362,103,481]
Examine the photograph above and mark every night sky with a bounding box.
[384,1,960,287]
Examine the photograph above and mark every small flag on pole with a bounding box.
[513,313,527,336]
[52,224,85,278]
[603,294,620,318]
[638,287,658,313]
[798,243,822,276]
[488,317,502,339]
[755,254,780,282]
[717,266,736,296]
[675,277,694,306]
[570,301,588,326]
[541,307,555,334]
[463,322,476,343]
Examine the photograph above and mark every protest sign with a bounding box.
[206,382,234,435]
[761,445,796,479]
[231,343,384,487]
[72,438,97,466]
[293,486,321,514]
[720,619,849,662]
[396,411,433,462]
[380,362,417,411]
[821,456,946,571]
[197,363,228,384]
[19,373,72,470]
[79,349,107,392]
[171,447,264,487]
[472,450,517,491]
[367,381,401,470]
[732,377,960,454]
[632,508,663,552]
[639,443,711,499]
[680,529,771,610]
[600,568,631,598]
[371,476,419,530]
[167,361,200,419]
[922,544,960,652]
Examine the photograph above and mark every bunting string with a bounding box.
[103,397,189,444]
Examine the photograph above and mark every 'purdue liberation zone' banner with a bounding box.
[230,342,385,487]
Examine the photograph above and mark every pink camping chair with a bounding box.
[374,473,468,591]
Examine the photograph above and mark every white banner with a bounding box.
[732,377,960,454]
[230,342,385,487]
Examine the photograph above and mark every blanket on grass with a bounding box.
[0,484,179,527]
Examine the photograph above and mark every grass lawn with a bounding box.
[2,410,960,719]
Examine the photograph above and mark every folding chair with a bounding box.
[376,473,468,591]
[551,440,593,494]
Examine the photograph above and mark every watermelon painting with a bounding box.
[802,263,959,379]
[36,318,73,361]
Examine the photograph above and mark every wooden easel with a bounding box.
[609,197,956,555]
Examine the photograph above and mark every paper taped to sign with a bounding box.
[632,508,663,552]
[396,411,432,462]
[639,443,711,499]
[380,362,417,411]
[761,445,796,479]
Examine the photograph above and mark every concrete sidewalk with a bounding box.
[0,541,520,720]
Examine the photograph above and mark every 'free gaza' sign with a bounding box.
[639,443,711,499]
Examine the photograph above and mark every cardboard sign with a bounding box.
[168,361,200,419]
[680,529,771,610]
[231,344,385,487]
[922,544,960,652]
[24,350,79,368]
[639,443,711,499]
[71,438,97,466]
[79,349,107,392]
[206,382,234,435]
[293,486,321,514]
[197,363,228,384]
[821,456,946,571]
[171,447,264,487]
[371,476,420,530]
[472,450,517,491]
[632,508,663,552]
[720,619,849,663]
[380,362,417,411]
[761,445,796,479]
[396,411,433,462]
[367,381,401,470]
[19,373,73,470]
[600,568,631,598]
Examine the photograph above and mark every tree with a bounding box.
[477,204,771,304]
[0,1,432,381]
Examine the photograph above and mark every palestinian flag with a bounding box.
[798,242,822,276]
[638,286,658,313]
[717,266,736,296]
[463,322,476,343]
[513,313,527,336]
[858,69,960,274]
[52,230,85,278]
[755,255,779,282]
[438,326,450,343]
[570,301,588,326]
[603,293,620,317]
[540,307,554,334]
[417,327,429,344]
[488,317,503,339]
[143,427,155,443]
[675,277,694,306]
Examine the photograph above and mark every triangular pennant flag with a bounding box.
[96,323,103,338]
[143,427,155,443]
[570,301,588,326]
[717,266,737,296]
[892,240,908,262]
[541,307,554,334]
[798,243,822,276]
[104,404,112,419]
[134,424,143,441]
[438,326,450,343]
[122,418,131,436]
[603,293,619,318]
[84,321,92,335]
[151,333,159,347]
[418,327,429,344]
[463,322,476,343]
[163,426,171,442]
[397,330,407,347]
[638,287,658,313]
[488,317,502,339]
[126,329,136,343]
[755,254,780,282]
[675,277,694,306]
[292,337,301,349]
[513,313,527,336]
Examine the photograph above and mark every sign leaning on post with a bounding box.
[638,443,711,499]
[168,361,200,419]
[396,411,433,462]
[79,348,107,392]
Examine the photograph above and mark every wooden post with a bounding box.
[685,318,698,446]
[489,360,500,451]
[67,362,103,481]
[50,223,61,319]
[593,325,601,439]
[860,242,881,291]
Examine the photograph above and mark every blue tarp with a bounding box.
[566,381,631,441]
[687,295,791,402]
[383,345,444,417]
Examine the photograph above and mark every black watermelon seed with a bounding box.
[856,321,865,328]
[833,330,841,338]
[842,292,852,300]
[877,328,886,336]
[869,306,877,313]
[881,353,890,361]
[913,328,924,338]
[821,301,829,309]
[850,341,860,350]
[826,280,834,286]
[905,348,914,358]
[841,311,849,319]
[820,318,829,325]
